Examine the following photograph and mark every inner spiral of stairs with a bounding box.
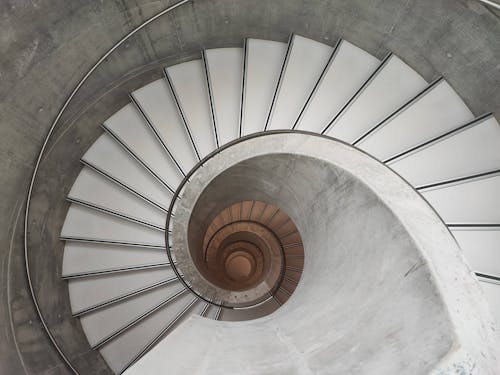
[199,201,304,302]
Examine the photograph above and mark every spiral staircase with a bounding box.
[55,34,500,373]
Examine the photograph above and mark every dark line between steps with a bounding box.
[264,33,295,131]
[321,52,393,135]
[129,93,188,178]
[352,77,443,146]
[73,276,179,317]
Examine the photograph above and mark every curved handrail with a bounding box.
[23,1,192,373]
[478,0,500,10]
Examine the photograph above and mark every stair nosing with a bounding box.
[129,93,188,177]
[264,33,295,131]
[62,261,172,280]
[201,49,220,148]
[163,67,202,161]
[60,236,166,250]
[66,197,164,231]
[101,123,176,194]
[72,276,179,317]
[384,113,494,164]
[80,160,168,213]
[321,52,394,135]
[92,288,188,350]
[417,168,500,191]
[292,38,343,130]
[352,76,444,145]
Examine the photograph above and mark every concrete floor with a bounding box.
[1,0,500,373]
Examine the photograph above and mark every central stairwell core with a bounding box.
[200,201,303,302]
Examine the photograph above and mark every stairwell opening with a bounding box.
[199,201,304,305]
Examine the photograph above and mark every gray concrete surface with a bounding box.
[128,133,500,374]
[1,0,500,373]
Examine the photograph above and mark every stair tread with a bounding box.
[62,242,168,277]
[104,103,183,188]
[68,268,173,313]
[61,205,165,246]
[326,55,427,142]
[166,60,217,158]
[296,39,380,133]
[422,174,500,224]
[82,134,170,209]
[132,79,198,173]
[242,38,287,135]
[204,47,244,146]
[267,35,333,131]
[80,283,180,347]
[390,116,500,186]
[358,80,474,160]
[68,166,166,228]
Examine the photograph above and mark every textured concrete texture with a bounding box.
[128,133,500,374]
[1,0,500,373]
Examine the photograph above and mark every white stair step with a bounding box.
[266,35,333,131]
[103,103,183,189]
[68,268,173,313]
[132,79,198,173]
[62,242,168,277]
[295,39,380,133]
[241,38,287,135]
[165,60,217,158]
[61,205,165,247]
[357,79,474,160]
[99,291,195,373]
[68,167,166,229]
[389,115,500,187]
[80,283,181,347]
[204,47,244,146]
[452,229,500,277]
[82,134,170,210]
[477,281,500,328]
[325,55,427,142]
[421,174,500,224]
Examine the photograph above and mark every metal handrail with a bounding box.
[23,1,192,373]
[478,0,500,10]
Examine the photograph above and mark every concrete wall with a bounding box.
[1,0,500,373]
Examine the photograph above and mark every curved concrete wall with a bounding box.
[128,133,499,374]
[1,0,500,373]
